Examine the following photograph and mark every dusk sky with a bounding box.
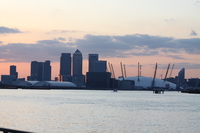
[0,0,200,79]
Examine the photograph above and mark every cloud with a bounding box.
[46,30,80,34]
[195,1,200,7]
[57,37,66,41]
[173,63,200,69]
[164,55,185,59]
[164,18,175,22]
[0,34,200,63]
[0,26,22,34]
[0,41,76,62]
[152,63,200,70]
[176,38,200,54]
[190,30,198,36]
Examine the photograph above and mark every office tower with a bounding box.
[72,49,84,86]
[94,61,107,72]
[31,61,39,81]
[178,68,185,84]
[60,53,71,78]
[43,60,51,81]
[10,65,18,79]
[86,72,111,88]
[73,49,82,76]
[1,75,16,83]
[30,60,51,81]
[88,54,98,72]
[87,54,110,88]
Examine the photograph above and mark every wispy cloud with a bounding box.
[173,63,200,69]
[164,55,185,59]
[151,63,200,70]
[46,30,80,34]
[0,26,22,34]
[164,18,175,22]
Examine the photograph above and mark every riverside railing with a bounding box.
[0,127,33,133]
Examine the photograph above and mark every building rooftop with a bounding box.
[119,76,177,89]
[74,49,82,54]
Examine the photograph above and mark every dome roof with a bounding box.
[34,81,77,87]
[14,81,38,86]
[120,76,176,89]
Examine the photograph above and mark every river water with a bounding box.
[0,89,200,133]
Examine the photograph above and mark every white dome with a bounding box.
[120,76,176,89]
[34,81,77,87]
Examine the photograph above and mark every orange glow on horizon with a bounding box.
[1,57,200,81]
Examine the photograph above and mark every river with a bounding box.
[0,89,200,133]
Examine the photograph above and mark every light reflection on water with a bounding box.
[0,89,200,133]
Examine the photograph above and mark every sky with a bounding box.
[0,0,200,80]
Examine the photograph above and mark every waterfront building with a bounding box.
[187,78,200,87]
[1,75,15,84]
[60,53,71,81]
[86,72,111,89]
[88,54,98,72]
[30,60,51,81]
[10,65,18,80]
[87,54,109,88]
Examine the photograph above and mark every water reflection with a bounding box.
[0,90,200,133]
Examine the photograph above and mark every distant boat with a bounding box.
[153,89,164,94]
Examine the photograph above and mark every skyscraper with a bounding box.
[72,49,84,86]
[86,54,110,88]
[60,53,71,77]
[88,54,98,72]
[94,61,107,72]
[10,65,18,79]
[43,60,51,81]
[30,61,39,81]
[178,68,185,84]
[73,49,82,76]
[30,60,51,81]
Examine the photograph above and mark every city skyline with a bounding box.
[0,0,200,79]
[0,50,190,81]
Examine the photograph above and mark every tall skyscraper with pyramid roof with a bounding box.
[72,49,84,86]
[73,49,82,76]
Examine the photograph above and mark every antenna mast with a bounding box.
[120,62,124,80]
[138,62,140,81]
[124,64,127,78]
[169,64,175,78]
[164,63,170,81]
[108,62,113,78]
[111,64,116,79]
[151,63,158,89]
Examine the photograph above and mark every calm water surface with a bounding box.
[0,89,200,133]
